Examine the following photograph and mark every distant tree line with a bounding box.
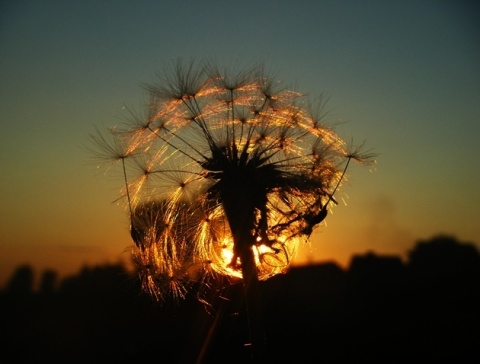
[1,234,479,363]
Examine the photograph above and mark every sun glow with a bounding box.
[212,235,299,280]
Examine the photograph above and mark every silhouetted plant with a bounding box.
[91,59,374,359]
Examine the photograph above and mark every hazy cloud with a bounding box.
[363,194,414,254]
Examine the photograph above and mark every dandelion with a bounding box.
[91,59,375,359]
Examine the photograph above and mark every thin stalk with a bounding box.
[121,158,134,217]
[326,155,352,205]
[239,245,266,363]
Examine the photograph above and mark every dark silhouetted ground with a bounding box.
[1,235,479,363]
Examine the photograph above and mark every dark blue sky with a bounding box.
[1,0,479,287]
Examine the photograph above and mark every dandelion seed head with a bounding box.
[94,59,375,302]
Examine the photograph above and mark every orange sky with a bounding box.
[1,1,479,289]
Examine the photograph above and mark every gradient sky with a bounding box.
[1,0,479,289]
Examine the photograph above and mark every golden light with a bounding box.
[206,234,300,281]
[217,237,242,279]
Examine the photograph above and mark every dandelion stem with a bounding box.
[240,245,266,363]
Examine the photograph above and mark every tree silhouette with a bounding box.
[39,269,58,295]
[408,234,480,280]
[6,264,34,296]
[90,59,374,360]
